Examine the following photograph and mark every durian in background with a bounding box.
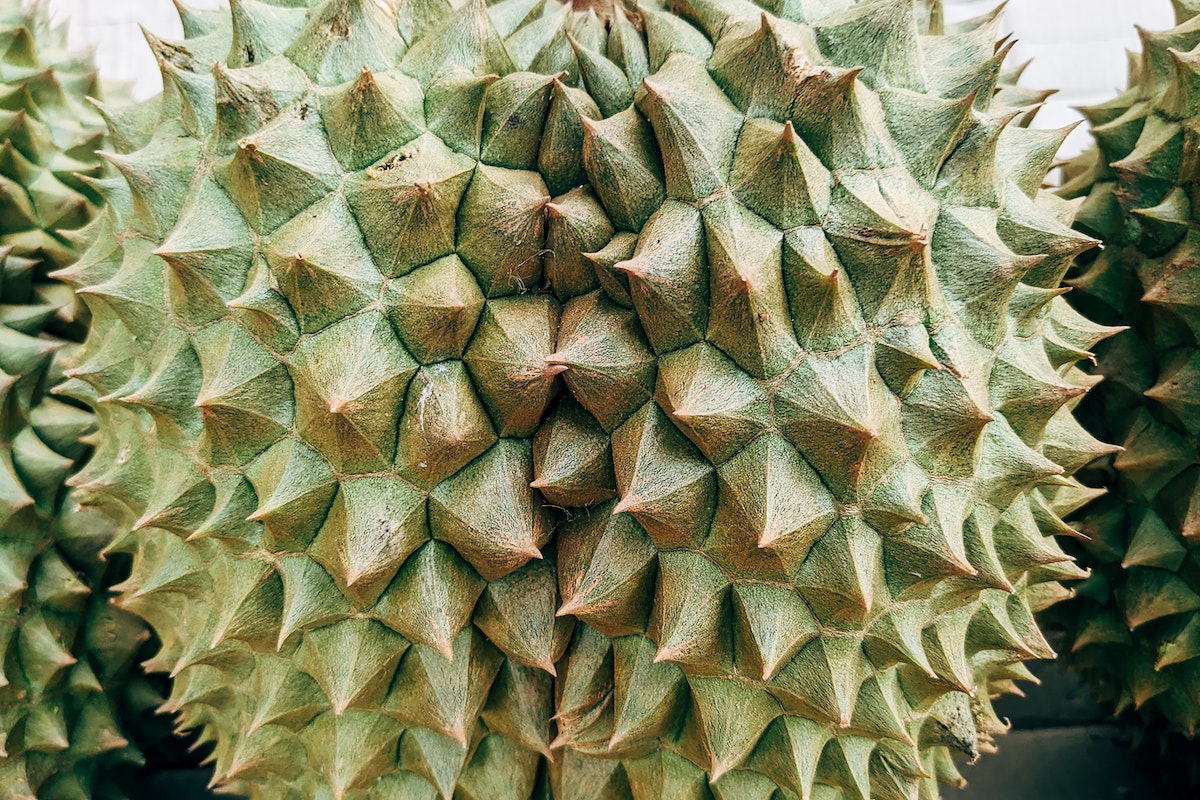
[1057,0,1200,783]
[57,0,1112,798]
[0,0,160,797]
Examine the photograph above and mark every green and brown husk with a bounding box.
[0,1,161,797]
[1056,0,1200,776]
[55,0,1114,798]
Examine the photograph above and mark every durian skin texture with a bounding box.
[60,0,1112,798]
[0,2,157,798]
[1058,0,1200,744]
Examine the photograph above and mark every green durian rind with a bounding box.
[62,0,1110,798]
[1058,1,1200,744]
[0,1,156,797]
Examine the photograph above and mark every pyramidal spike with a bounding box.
[462,296,560,437]
[480,70,559,169]
[609,635,687,751]
[544,186,611,299]
[174,0,224,39]
[539,78,599,197]
[731,118,831,228]
[636,53,741,202]
[401,0,514,86]
[650,551,729,670]
[554,624,615,752]
[867,602,936,677]
[731,582,819,681]
[290,311,416,472]
[550,290,656,431]
[775,345,904,498]
[386,628,502,745]
[207,557,282,651]
[456,163,550,296]
[430,440,549,580]
[689,677,780,782]
[745,714,832,799]
[310,476,428,607]
[922,609,976,694]
[796,518,884,626]
[813,0,925,91]
[581,107,666,232]
[322,66,426,172]
[702,196,797,379]
[284,0,406,86]
[556,505,656,636]
[639,3,712,73]
[712,432,836,577]
[215,104,339,235]
[612,403,716,549]
[345,132,474,279]
[531,395,617,507]
[474,558,569,675]
[374,540,484,659]
[613,200,707,354]
[783,228,865,351]
[479,660,555,758]
[227,0,308,69]
[879,88,976,187]
[773,635,873,729]
[394,362,497,489]
[295,619,408,715]
[244,439,336,552]
[568,34,633,118]
[144,29,216,137]
[276,556,353,649]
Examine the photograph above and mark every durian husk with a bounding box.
[60,0,1114,798]
[0,1,163,797]
[1054,0,1200,785]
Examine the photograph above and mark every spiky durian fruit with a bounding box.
[59,0,1111,797]
[1057,0,1200,744]
[0,2,158,797]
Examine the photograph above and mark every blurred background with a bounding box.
[41,0,1175,157]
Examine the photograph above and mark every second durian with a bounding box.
[0,1,158,797]
[1059,0,1200,743]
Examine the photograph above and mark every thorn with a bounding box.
[612,496,634,515]
[434,638,455,662]
[708,758,733,784]
[449,720,469,748]
[556,595,584,618]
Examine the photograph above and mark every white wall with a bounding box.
[46,0,1176,157]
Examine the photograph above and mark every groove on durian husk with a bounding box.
[1055,0,1200,771]
[0,2,164,797]
[60,0,1110,798]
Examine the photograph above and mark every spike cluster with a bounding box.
[0,2,157,797]
[1058,0,1200,743]
[59,0,1111,798]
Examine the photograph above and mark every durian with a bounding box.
[0,1,156,797]
[58,0,1112,798]
[1058,0,1200,746]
